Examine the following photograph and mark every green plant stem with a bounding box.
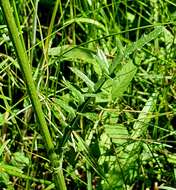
[0,0,66,189]
[44,0,61,61]
[30,0,39,63]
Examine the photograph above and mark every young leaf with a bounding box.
[132,93,157,138]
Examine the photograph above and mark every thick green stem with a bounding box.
[0,0,66,189]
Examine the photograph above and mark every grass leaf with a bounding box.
[64,17,105,31]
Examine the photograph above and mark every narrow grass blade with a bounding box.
[73,131,107,181]
[64,17,105,31]
[0,162,53,185]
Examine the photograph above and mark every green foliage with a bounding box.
[0,0,176,189]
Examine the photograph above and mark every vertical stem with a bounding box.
[42,0,61,88]
[86,163,92,190]
[44,0,61,60]
[30,0,39,63]
[0,0,66,189]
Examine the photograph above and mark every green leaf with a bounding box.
[125,26,164,58]
[11,152,29,169]
[64,17,105,31]
[120,94,157,168]
[49,46,103,78]
[53,98,76,120]
[70,67,95,92]
[78,112,98,122]
[49,46,96,64]
[96,49,109,75]
[72,131,107,181]
[0,166,10,185]
[0,162,53,185]
[112,60,137,100]
[132,93,157,138]
[0,113,4,126]
[109,39,124,75]
[159,186,176,190]
[63,80,84,104]
[104,124,129,145]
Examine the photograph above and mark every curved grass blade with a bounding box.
[64,17,105,31]
[0,162,53,185]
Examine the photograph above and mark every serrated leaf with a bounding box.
[112,60,137,100]
[70,67,95,92]
[125,26,164,58]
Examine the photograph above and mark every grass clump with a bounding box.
[0,0,176,189]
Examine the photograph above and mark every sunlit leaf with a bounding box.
[64,17,105,31]
[105,124,129,145]
[125,26,164,58]
[112,60,137,100]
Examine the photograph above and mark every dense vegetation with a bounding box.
[0,0,176,189]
